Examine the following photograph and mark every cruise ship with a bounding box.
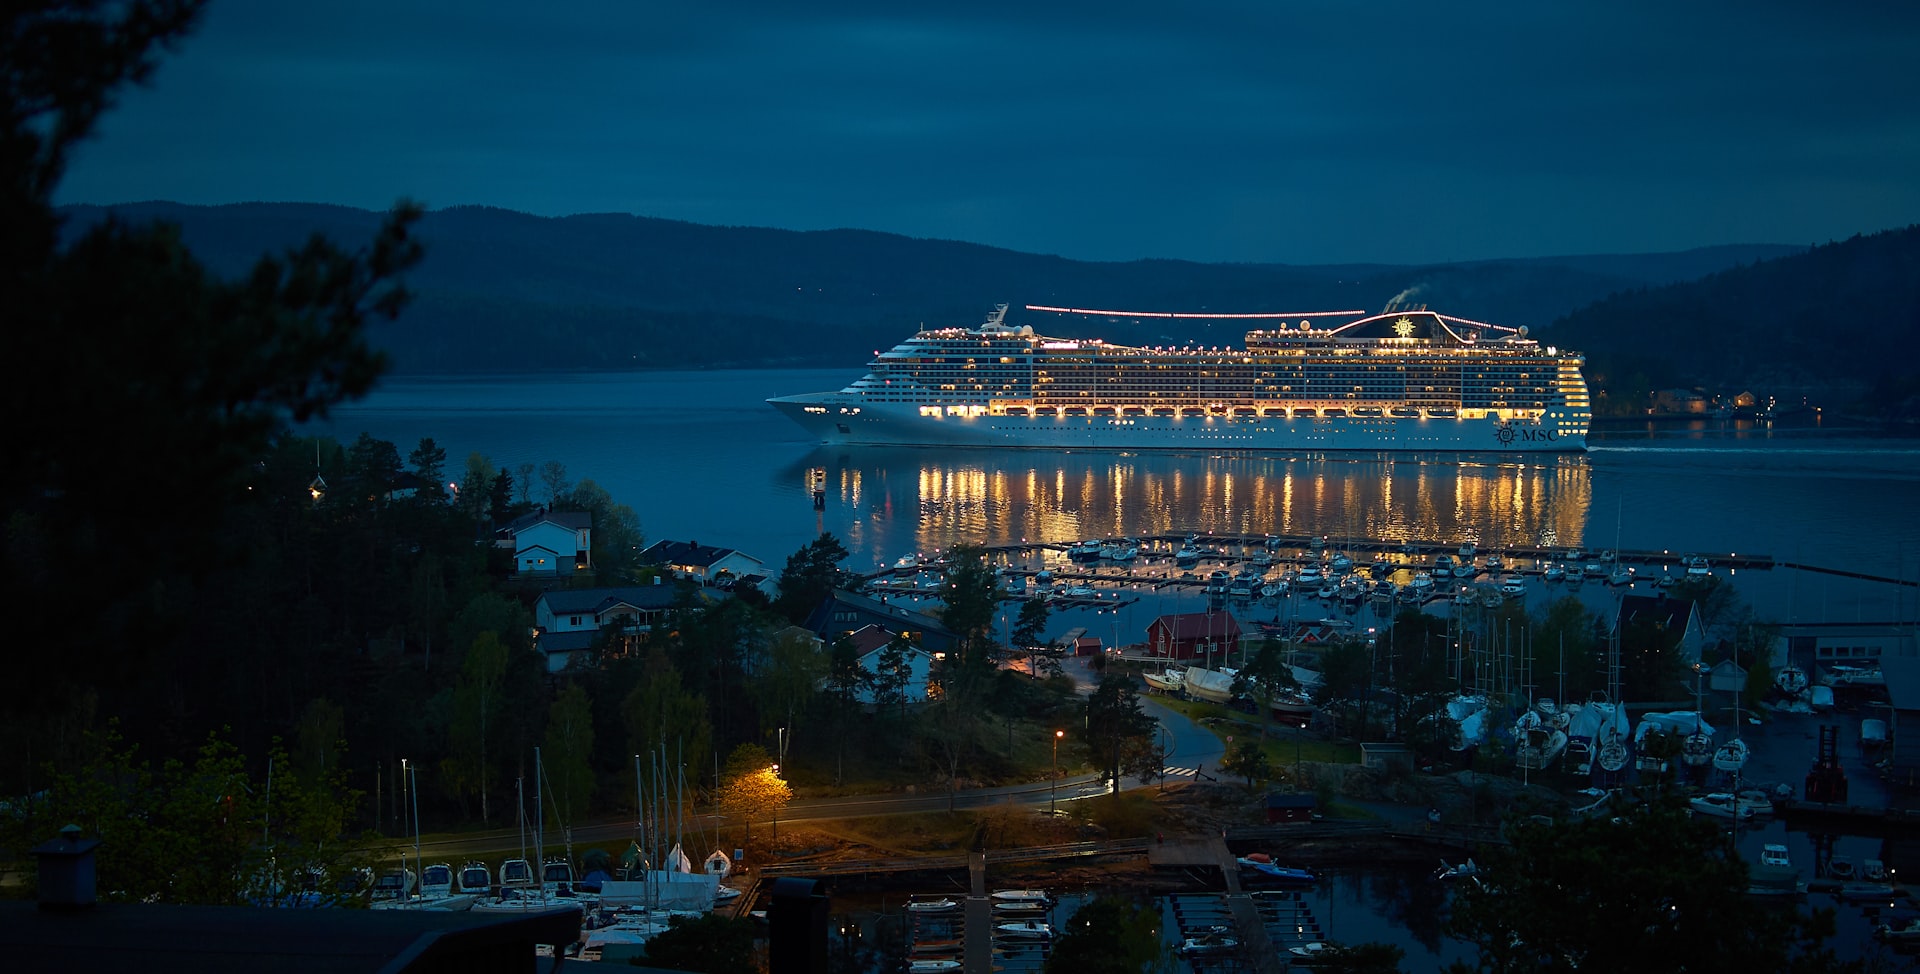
[768,305,1590,452]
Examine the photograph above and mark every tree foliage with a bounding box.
[772,533,855,623]
[716,743,790,828]
[0,726,369,907]
[640,912,759,974]
[2,0,426,794]
[1446,798,1856,974]
[1045,895,1165,974]
[1082,675,1163,794]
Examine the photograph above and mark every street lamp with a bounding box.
[770,764,781,845]
[1051,730,1064,815]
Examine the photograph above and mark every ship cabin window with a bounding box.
[1208,405,1228,416]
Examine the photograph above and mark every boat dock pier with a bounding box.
[1149,836,1285,973]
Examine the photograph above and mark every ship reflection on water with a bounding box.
[790,448,1593,567]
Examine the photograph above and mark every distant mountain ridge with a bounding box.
[58,201,1806,377]
[1539,224,1920,416]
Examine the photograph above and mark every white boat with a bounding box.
[1205,570,1230,594]
[1433,554,1455,577]
[1289,941,1334,962]
[1260,582,1286,598]
[907,960,964,973]
[1711,738,1750,772]
[1684,554,1711,577]
[1177,926,1239,956]
[990,889,1052,905]
[1143,667,1186,693]
[1067,540,1103,561]
[1175,545,1201,567]
[1329,554,1354,575]
[1688,793,1755,820]
[1747,843,1803,897]
[994,919,1053,939]
[1514,711,1568,771]
[1183,668,1236,705]
[1433,858,1478,881]
[1296,565,1325,585]
[703,849,732,879]
[1541,563,1564,582]
[1775,665,1809,698]
[1409,571,1433,593]
[907,895,960,912]
[1498,577,1527,598]
[457,862,493,895]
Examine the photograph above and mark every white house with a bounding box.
[501,510,593,577]
[532,583,707,672]
[843,624,935,708]
[639,540,764,586]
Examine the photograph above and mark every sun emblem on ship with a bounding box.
[1493,422,1518,446]
[1393,317,1415,338]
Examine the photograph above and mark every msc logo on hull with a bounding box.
[1493,422,1558,446]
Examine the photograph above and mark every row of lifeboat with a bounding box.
[998,404,1458,419]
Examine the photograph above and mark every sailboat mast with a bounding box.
[534,747,544,890]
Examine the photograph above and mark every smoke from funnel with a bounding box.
[1384,284,1426,312]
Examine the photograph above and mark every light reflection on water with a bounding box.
[322,369,1920,622]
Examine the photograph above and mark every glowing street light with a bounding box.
[1051,730,1064,815]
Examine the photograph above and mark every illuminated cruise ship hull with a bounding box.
[769,306,1591,454]
[769,395,1585,451]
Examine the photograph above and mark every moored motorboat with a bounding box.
[989,889,1052,906]
[1688,792,1754,821]
[993,918,1053,939]
[908,895,960,912]
[1747,843,1803,897]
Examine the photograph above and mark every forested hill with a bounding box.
[58,201,1796,374]
[1539,225,1920,416]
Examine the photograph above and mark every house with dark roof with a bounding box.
[498,509,593,577]
[1612,593,1705,664]
[532,583,722,672]
[840,624,936,707]
[640,539,765,587]
[1145,612,1243,661]
[804,590,957,655]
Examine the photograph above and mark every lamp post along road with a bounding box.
[1050,730,1063,815]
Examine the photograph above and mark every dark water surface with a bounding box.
[323,369,1920,622]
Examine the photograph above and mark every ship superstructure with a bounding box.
[768,305,1590,452]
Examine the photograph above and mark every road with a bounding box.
[397,658,1225,863]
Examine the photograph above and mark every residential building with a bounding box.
[805,590,957,655]
[532,582,720,672]
[498,509,592,577]
[842,624,936,707]
[1145,612,1243,662]
[640,539,765,586]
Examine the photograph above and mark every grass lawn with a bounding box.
[1156,696,1362,765]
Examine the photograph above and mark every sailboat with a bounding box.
[472,749,592,915]
[371,761,476,911]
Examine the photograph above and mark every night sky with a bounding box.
[57,1,1920,264]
